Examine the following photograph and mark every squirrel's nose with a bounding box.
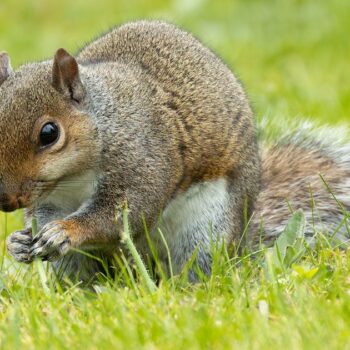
[0,192,19,212]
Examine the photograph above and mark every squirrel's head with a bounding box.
[0,49,100,212]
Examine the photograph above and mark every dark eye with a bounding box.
[39,122,59,147]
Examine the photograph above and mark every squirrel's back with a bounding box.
[250,121,350,247]
[78,21,257,190]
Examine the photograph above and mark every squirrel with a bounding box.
[1,21,349,282]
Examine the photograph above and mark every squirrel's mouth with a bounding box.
[0,179,58,213]
[1,204,18,212]
[0,193,29,212]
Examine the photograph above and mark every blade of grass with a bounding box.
[119,205,157,293]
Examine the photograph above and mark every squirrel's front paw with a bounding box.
[7,228,33,264]
[30,221,72,261]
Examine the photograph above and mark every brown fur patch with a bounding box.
[249,143,350,245]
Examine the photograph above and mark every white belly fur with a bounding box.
[158,177,230,274]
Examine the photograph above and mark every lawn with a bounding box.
[0,0,350,348]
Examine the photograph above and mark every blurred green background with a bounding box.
[0,0,349,232]
[1,0,349,123]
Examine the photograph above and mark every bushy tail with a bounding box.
[249,119,350,248]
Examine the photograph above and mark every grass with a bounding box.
[0,0,350,348]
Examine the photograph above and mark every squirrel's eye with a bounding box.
[39,122,59,147]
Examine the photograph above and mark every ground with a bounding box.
[0,0,350,348]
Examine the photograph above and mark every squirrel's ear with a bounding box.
[0,52,13,86]
[52,48,85,103]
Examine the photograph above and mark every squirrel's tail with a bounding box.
[249,119,350,248]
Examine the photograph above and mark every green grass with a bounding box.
[1,0,350,348]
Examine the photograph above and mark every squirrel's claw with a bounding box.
[30,221,71,261]
[6,228,33,264]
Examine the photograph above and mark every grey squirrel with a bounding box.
[1,21,349,282]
